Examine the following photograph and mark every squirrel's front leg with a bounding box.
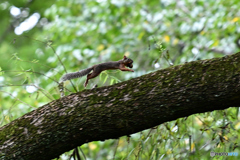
[119,68,134,72]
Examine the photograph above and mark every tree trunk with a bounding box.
[1,52,240,160]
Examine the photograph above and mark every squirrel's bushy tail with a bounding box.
[60,67,93,82]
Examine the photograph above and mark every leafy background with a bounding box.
[0,0,240,159]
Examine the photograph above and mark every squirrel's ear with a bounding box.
[123,55,127,59]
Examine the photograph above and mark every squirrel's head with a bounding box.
[123,55,133,68]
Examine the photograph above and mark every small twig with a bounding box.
[0,84,54,101]
[3,70,58,83]
[112,139,119,159]
[79,147,86,160]
[20,36,78,92]
[0,91,35,108]
[75,148,81,160]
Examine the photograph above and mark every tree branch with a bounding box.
[1,52,240,160]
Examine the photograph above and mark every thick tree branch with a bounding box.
[1,52,240,160]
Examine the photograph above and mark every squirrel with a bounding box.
[60,55,134,87]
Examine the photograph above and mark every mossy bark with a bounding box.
[1,52,240,160]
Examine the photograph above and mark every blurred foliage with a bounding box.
[0,0,240,159]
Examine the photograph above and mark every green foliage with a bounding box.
[62,109,240,160]
[0,0,240,159]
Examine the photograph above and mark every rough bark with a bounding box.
[1,52,240,160]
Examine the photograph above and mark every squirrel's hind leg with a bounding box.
[84,78,89,87]
[84,71,101,87]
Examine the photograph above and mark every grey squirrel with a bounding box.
[60,55,134,87]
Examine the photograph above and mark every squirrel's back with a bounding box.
[94,61,121,71]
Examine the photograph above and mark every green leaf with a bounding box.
[103,74,108,84]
